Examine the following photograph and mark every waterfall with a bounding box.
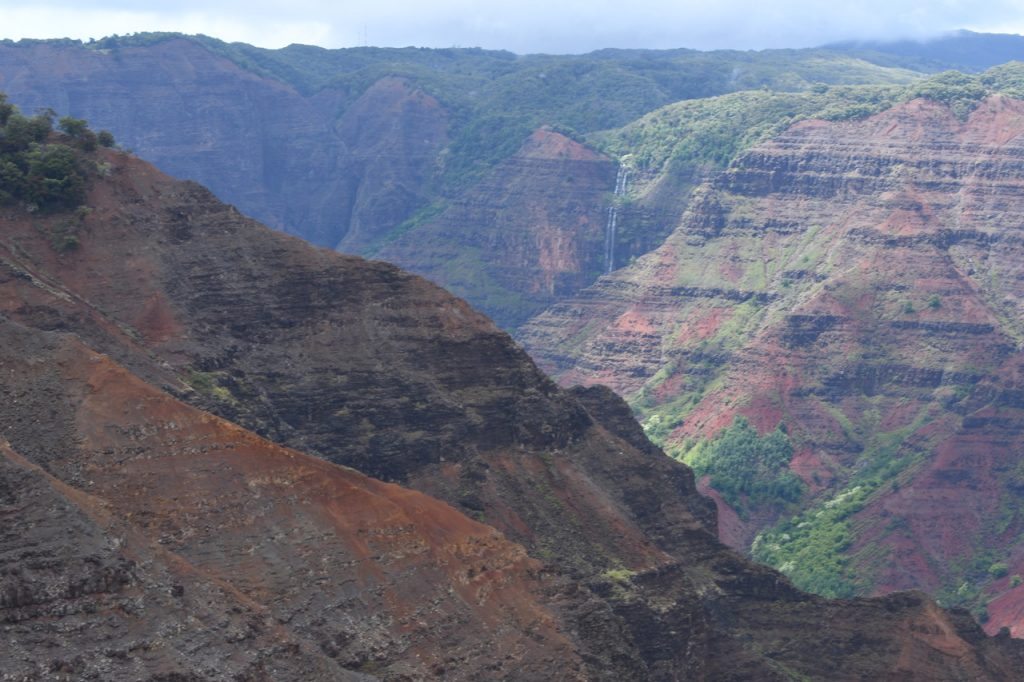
[604,165,629,274]
[604,206,616,275]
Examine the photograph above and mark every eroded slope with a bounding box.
[520,95,1024,633]
[0,317,581,680]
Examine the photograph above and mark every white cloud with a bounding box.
[0,1,1021,53]
[0,6,331,48]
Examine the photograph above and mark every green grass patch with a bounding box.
[752,402,935,597]
[187,370,237,404]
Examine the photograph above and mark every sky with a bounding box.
[1,0,1023,54]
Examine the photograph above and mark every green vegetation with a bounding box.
[634,300,772,456]
[906,70,989,119]
[47,205,92,252]
[594,62,1024,178]
[751,485,867,598]
[980,61,1024,97]
[187,370,237,404]
[919,466,1024,617]
[594,86,906,174]
[989,562,1010,579]
[0,94,103,211]
[932,547,1016,619]
[56,116,115,152]
[752,404,934,598]
[602,567,637,584]
[685,417,804,515]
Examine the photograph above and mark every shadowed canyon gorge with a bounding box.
[4,30,1024,679]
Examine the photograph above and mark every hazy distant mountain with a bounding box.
[827,30,1024,72]
[0,32,923,329]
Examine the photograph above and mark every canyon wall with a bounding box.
[520,96,1024,633]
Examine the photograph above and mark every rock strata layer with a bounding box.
[519,96,1024,634]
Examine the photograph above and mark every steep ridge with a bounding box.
[3,144,724,678]
[519,95,1024,632]
[0,319,577,680]
[378,129,618,329]
[2,126,1024,677]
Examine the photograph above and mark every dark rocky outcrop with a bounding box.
[0,320,576,681]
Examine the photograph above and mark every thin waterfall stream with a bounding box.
[604,165,629,274]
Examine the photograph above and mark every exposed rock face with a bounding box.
[0,40,448,250]
[0,440,357,682]
[2,143,1024,678]
[519,95,1024,633]
[0,322,568,680]
[378,129,618,329]
[334,76,451,252]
